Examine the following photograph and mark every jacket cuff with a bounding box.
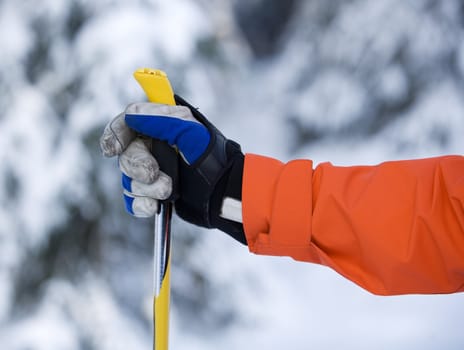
[242,154,316,260]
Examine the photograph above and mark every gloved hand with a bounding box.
[100,96,246,244]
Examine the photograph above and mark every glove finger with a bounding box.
[100,112,137,157]
[122,173,172,200]
[124,103,210,165]
[119,138,159,184]
[123,191,158,218]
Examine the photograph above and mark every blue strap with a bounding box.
[125,114,210,164]
[123,193,135,215]
[122,174,134,215]
[122,173,132,192]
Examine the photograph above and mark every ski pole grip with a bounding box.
[133,68,179,202]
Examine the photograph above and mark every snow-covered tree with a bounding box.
[0,0,463,349]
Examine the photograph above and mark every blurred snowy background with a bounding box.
[1,0,464,349]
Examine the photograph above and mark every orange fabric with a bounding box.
[242,154,464,295]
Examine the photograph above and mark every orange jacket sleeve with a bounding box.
[242,153,464,295]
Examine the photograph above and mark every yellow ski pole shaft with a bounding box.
[133,68,176,350]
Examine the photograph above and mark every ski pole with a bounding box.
[133,68,177,350]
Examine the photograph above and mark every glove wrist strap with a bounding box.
[210,153,246,245]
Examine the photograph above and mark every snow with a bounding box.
[378,64,408,103]
[0,0,463,349]
[0,2,32,66]
[293,70,367,132]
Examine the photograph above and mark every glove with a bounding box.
[100,96,246,244]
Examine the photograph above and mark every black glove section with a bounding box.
[172,95,247,245]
